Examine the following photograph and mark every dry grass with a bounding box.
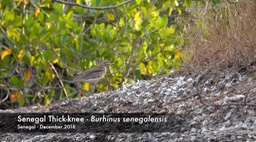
[182,0,256,74]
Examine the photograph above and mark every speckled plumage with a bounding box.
[72,60,111,83]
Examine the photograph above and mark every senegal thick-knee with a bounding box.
[72,60,112,84]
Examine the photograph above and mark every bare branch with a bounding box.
[0,89,9,105]
[227,0,239,3]
[49,63,68,98]
[54,0,134,10]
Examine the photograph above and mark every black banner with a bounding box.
[0,113,186,133]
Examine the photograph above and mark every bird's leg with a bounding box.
[90,81,99,95]
[77,82,83,97]
[79,82,90,97]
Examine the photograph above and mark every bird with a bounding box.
[66,60,112,95]
[72,60,112,84]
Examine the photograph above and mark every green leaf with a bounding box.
[46,67,54,81]
[102,29,111,43]
[11,76,22,87]
[134,11,142,30]
[61,35,70,44]
[135,0,142,5]
[3,8,14,22]
[17,93,25,106]
[157,53,165,66]
[30,0,40,7]
[147,60,154,74]
[119,18,125,27]
[91,0,103,6]
[31,22,42,37]
[13,15,23,27]
[23,51,32,65]
[157,16,168,29]
[53,3,64,13]
[66,47,76,57]
[41,73,49,86]
[49,90,55,98]
[7,27,20,40]
[185,0,192,8]
[165,27,175,34]
[64,11,73,22]
[162,0,171,10]
[38,12,45,22]
[153,61,160,72]
[41,0,52,6]
[139,62,147,75]
[212,0,221,5]
[44,94,51,105]
[44,50,56,62]
[134,69,142,80]
[0,53,10,68]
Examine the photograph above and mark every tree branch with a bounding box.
[54,0,134,10]
[49,63,68,98]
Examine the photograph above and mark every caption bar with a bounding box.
[0,113,183,133]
